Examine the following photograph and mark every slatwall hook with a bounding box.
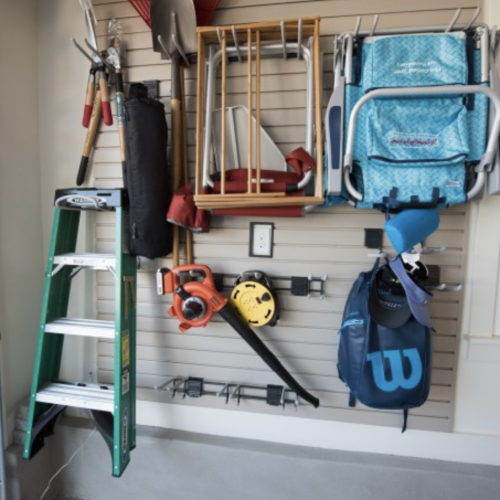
[420,246,446,255]
[72,38,94,63]
[281,21,288,60]
[217,383,231,403]
[294,391,300,411]
[428,283,463,292]
[157,34,172,59]
[464,7,481,31]
[297,18,303,59]
[490,26,497,55]
[370,15,379,37]
[230,384,243,405]
[446,9,462,33]
[354,16,362,37]
[172,33,191,67]
[155,376,182,393]
[280,386,286,410]
[231,25,243,62]
[368,250,388,259]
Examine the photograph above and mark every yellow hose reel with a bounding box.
[230,272,280,327]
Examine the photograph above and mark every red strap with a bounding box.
[285,148,316,177]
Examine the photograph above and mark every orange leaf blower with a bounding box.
[157,264,320,408]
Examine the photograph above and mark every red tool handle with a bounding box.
[82,71,96,128]
[98,72,113,126]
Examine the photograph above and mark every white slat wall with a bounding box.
[91,0,479,432]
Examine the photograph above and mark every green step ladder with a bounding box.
[23,188,137,477]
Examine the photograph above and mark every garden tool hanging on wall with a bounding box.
[156,264,320,408]
[230,271,280,327]
[106,19,128,185]
[151,0,198,266]
[74,0,114,185]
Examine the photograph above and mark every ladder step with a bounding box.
[36,382,115,412]
[53,253,116,269]
[45,318,115,339]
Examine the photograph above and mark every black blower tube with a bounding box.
[218,303,320,408]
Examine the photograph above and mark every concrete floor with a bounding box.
[11,417,500,500]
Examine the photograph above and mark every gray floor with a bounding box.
[15,418,500,500]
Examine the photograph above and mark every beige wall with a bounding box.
[7,0,500,464]
[453,0,500,436]
[0,0,43,434]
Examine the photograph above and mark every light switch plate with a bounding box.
[249,222,274,258]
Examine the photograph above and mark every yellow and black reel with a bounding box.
[230,272,280,327]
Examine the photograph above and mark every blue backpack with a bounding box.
[337,259,432,431]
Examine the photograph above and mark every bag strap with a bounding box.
[285,148,316,178]
[402,409,409,433]
[349,392,356,408]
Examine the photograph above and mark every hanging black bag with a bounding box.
[124,83,172,259]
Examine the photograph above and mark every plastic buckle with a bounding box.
[266,385,285,406]
[291,277,310,296]
[185,377,203,398]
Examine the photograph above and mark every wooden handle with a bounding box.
[221,31,227,195]
[173,226,180,267]
[83,75,95,128]
[99,74,113,126]
[79,89,102,185]
[181,65,194,265]
[247,29,253,194]
[82,89,102,157]
[256,30,261,194]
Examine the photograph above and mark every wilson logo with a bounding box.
[366,349,423,392]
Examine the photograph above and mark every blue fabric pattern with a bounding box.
[342,35,488,209]
[366,97,469,163]
[360,161,467,206]
[362,33,467,90]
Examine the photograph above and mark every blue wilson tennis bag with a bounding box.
[337,260,432,431]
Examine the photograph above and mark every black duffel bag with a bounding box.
[124,84,172,259]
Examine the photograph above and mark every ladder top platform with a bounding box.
[54,188,128,210]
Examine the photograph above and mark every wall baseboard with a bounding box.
[138,401,500,467]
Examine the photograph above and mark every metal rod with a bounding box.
[232,25,242,62]
[297,18,303,59]
[247,29,253,194]
[221,30,227,195]
[354,16,362,37]
[256,30,262,193]
[314,19,323,198]
[464,7,481,31]
[370,15,379,36]
[281,21,287,60]
[445,9,462,33]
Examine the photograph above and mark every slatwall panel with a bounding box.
[91,0,478,432]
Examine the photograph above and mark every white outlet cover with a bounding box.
[250,223,274,257]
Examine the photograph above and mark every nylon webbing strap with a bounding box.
[402,409,409,433]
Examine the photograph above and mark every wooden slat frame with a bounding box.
[196,17,324,210]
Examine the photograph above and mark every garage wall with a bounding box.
[0,0,43,432]
[86,0,480,433]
